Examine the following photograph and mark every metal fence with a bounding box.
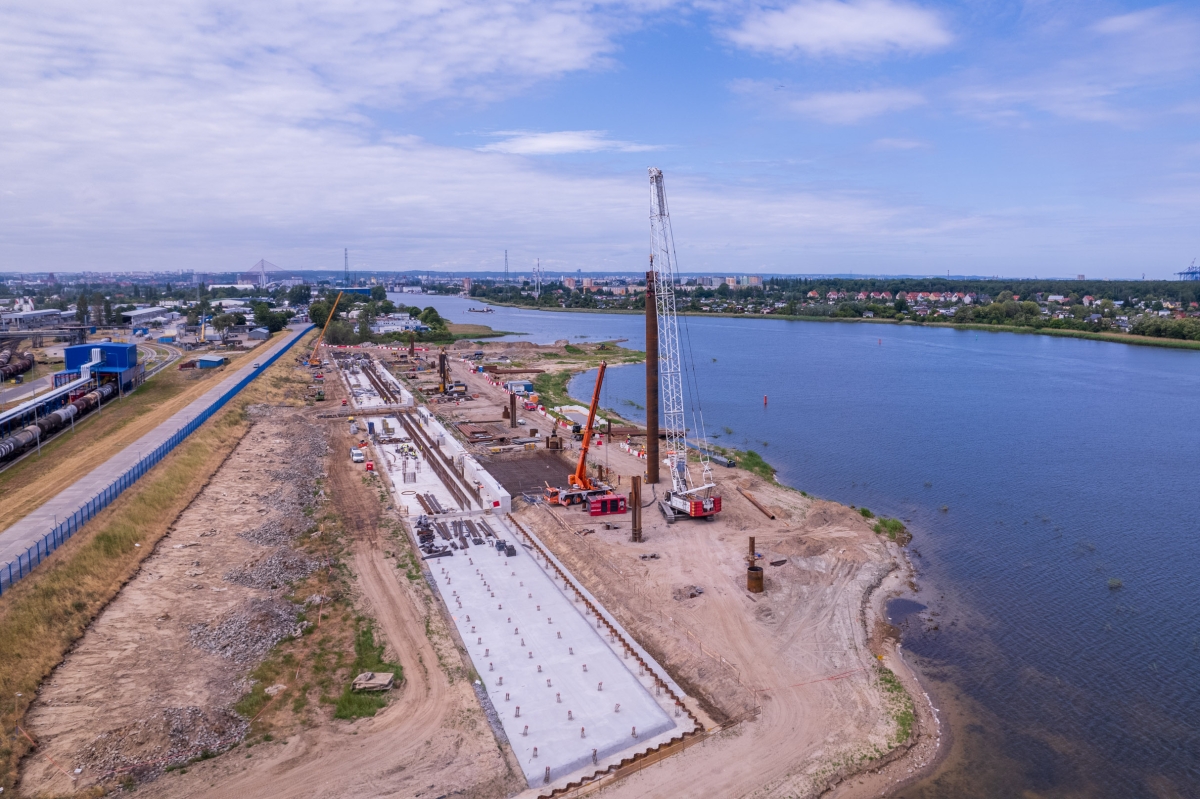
[0,326,313,596]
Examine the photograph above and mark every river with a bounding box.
[398,293,1200,797]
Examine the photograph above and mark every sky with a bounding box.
[0,1,1197,279]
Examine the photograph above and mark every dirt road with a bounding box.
[119,374,515,799]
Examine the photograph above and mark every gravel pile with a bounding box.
[240,518,296,546]
[223,548,321,590]
[237,411,328,546]
[81,706,248,783]
[189,598,301,663]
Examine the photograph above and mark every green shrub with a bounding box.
[873,517,906,540]
[859,507,874,518]
[334,623,403,719]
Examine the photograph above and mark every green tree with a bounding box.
[288,284,312,306]
[210,312,239,341]
[309,300,332,328]
[370,285,387,302]
[103,297,114,325]
[76,290,89,324]
[252,302,288,333]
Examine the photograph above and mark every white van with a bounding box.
[350,447,365,463]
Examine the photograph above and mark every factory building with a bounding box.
[56,343,145,392]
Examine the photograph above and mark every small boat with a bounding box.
[467,307,495,313]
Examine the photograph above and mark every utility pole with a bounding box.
[344,248,349,288]
[504,250,509,286]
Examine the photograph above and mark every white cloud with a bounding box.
[783,89,926,123]
[727,0,952,59]
[871,137,928,150]
[478,131,661,155]
[955,6,1200,126]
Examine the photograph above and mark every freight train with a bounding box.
[0,350,32,381]
[0,382,115,461]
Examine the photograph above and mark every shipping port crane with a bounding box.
[544,361,627,515]
[648,167,721,522]
[307,291,343,368]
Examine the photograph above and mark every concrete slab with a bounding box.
[435,518,681,786]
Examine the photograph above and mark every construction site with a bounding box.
[3,170,939,799]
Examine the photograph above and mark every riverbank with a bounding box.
[445,321,519,339]
[548,354,942,797]
[471,298,1200,351]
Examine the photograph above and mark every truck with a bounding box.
[350,447,365,463]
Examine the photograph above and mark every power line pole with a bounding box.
[344,248,349,287]
[504,250,509,286]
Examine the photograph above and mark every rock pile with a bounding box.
[224,548,321,590]
[80,706,248,782]
[189,598,301,663]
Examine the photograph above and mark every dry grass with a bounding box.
[0,335,314,792]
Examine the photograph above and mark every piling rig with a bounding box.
[648,168,721,522]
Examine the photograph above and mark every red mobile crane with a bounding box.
[307,291,343,368]
[544,361,627,515]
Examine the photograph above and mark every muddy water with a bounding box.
[416,296,1200,797]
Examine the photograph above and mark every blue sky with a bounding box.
[0,1,1197,278]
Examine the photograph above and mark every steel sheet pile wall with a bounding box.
[0,326,313,595]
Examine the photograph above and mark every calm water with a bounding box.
[413,294,1200,797]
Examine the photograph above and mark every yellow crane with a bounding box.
[307,291,343,368]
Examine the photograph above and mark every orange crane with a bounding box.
[544,361,627,515]
[307,291,343,368]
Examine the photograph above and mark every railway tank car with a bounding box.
[0,382,115,461]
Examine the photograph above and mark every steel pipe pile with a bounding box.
[0,382,115,461]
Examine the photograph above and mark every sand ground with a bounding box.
[17,339,940,798]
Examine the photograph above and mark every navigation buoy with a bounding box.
[763,395,768,406]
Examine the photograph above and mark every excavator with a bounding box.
[307,291,343,368]
[544,361,627,515]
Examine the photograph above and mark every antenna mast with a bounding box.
[344,248,349,287]
[504,250,509,285]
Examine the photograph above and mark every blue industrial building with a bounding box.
[196,355,226,369]
[56,343,145,392]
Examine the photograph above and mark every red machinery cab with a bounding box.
[341,399,348,406]
[365,461,375,472]
[588,494,627,516]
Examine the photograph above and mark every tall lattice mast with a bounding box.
[648,167,713,498]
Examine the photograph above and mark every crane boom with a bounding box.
[648,167,714,501]
[569,361,606,490]
[308,291,343,367]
